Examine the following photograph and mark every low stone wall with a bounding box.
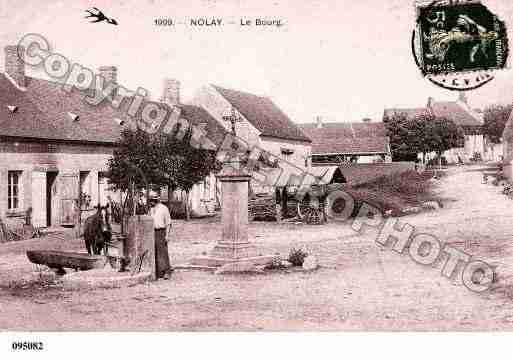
[337,162,416,186]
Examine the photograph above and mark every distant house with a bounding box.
[502,112,513,181]
[192,84,312,192]
[299,118,392,165]
[384,93,485,163]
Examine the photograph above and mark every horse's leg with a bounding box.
[94,240,101,255]
[103,232,111,256]
[85,239,92,255]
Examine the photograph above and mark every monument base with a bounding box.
[190,242,274,269]
[209,242,257,259]
[190,254,275,268]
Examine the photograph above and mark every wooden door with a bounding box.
[59,173,79,226]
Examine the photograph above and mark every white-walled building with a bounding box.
[191,84,312,193]
[502,112,513,181]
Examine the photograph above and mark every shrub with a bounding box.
[347,169,440,216]
[493,174,507,186]
[265,256,285,270]
[288,248,309,266]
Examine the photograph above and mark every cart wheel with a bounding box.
[324,192,351,220]
[297,194,325,224]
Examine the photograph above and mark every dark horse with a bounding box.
[83,205,112,255]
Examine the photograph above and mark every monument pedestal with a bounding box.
[191,160,273,270]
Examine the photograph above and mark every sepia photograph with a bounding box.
[0,0,513,357]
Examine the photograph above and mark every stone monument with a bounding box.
[191,156,273,270]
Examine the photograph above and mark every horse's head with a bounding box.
[96,204,111,233]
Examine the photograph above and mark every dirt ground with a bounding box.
[1,164,513,331]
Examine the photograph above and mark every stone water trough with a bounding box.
[27,250,106,274]
[26,227,154,289]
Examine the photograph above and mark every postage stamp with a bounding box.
[412,0,508,90]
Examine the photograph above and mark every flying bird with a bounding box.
[85,7,118,25]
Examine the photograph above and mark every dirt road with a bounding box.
[1,165,513,330]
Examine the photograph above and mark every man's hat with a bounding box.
[148,191,160,201]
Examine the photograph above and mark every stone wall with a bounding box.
[0,139,115,227]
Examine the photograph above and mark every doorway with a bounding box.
[46,172,58,227]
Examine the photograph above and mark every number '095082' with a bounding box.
[12,342,44,351]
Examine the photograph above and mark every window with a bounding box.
[8,171,22,211]
[281,147,294,161]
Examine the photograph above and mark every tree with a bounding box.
[156,129,221,221]
[423,116,465,168]
[107,126,221,224]
[384,113,426,161]
[384,113,464,165]
[107,128,155,193]
[106,128,156,232]
[483,104,512,144]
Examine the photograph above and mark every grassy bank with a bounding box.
[347,170,443,216]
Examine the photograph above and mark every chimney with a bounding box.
[162,78,181,106]
[315,116,323,128]
[458,91,468,105]
[99,66,117,96]
[4,45,25,88]
[427,96,435,109]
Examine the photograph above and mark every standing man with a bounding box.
[149,192,173,280]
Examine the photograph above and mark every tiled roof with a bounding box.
[300,123,389,155]
[22,76,132,143]
[178,104,227,146]
[0,73,221,146]
[300,122,387,137]
[383,108,429,120]
[430,101,483,127]
[212,85,311,142]
[0,74,65,141]
[384,100,483,127]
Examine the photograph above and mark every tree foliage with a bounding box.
[107,128,156,192]
[384,113,465,161]
[483,104,512,144]
[107,126,221,220]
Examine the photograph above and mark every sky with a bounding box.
[1,0,513,123]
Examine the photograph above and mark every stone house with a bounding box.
[0,45,222,226]
[0,46,133,228]
[384,93,485,163]
[299,117,392,165]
